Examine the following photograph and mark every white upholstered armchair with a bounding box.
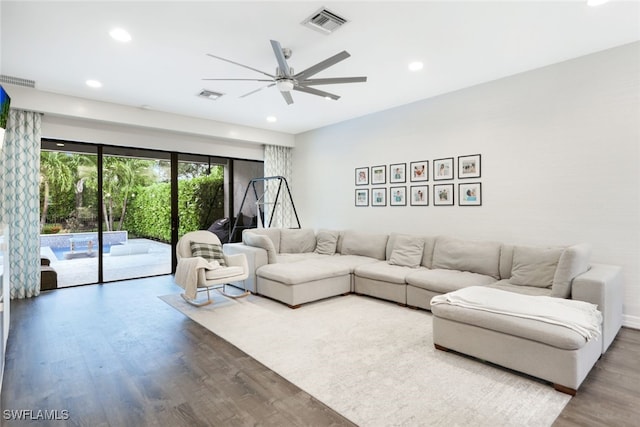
[175,230,249,306]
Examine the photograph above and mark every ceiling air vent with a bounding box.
[0,74,36,88]
[302,7,348,35]
[197,89,224,100]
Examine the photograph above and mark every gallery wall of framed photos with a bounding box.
[354,154,482,207]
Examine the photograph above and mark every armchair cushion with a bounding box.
[190,241,226,266]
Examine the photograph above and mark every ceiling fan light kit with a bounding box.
[204,39,367,105]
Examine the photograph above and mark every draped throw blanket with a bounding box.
[0,109,42,298]
[174,257,221,299]
[431,286,602,341]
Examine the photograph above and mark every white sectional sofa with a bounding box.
[223,227,623,393]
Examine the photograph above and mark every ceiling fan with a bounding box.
[203,40,367,105]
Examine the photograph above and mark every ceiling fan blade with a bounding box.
[270,40,292,78]
[300,77,367,85]
[294,85,340,101]
[280,91,294,105]
[206,53,275,79]
[203,78,274,82]
[294,51,351,81]
[240,83,276,98]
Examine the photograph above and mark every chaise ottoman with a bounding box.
[431,286,603,395]
[256,259,352,308]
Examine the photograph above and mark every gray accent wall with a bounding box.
[292,42,640,327]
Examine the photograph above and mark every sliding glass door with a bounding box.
[39,141,99,286]
[101,147,172,282]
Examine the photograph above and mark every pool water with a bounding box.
[50,243,122,261]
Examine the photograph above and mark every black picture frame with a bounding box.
[371,165,386,185]
[433,184,454,206]
[409,161,429,182]
[389,163,407,184]
[410,185,429,206]
[355,167,369,186]
[355,188,369,206]
[433,157,454,181]
[371,187,387,206]
[459,182,482,206]
[390,186,407,206]
[458,154,481,179]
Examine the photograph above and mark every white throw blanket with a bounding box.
[174,257,221,300]
[431,286,602,341]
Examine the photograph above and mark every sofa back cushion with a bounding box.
[510,245,563,288]
[388,234,425,268]
[315,230,340,255]
[280,229,317,254]
[432,236,502,279]
[243,228,281,253]
[499,244,514,279]
[551,243,591,298]
[339,230,388,260]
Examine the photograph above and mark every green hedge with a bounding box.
[124,175,224,242]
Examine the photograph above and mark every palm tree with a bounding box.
[40,151,75,231]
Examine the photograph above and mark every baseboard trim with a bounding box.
[623,314,640,330]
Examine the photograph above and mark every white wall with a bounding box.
[293,42,640,327]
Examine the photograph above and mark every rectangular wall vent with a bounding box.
[302,7,348,35]
[198,89,224,100]
[0,75,36,88]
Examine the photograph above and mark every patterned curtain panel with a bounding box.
[263,145,294,228]
[0,110,42,298]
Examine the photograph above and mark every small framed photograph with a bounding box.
[458,154,481,179]
[371,165,386,185]
[390,186,407,206]
[410,185,429,206]
[459,182,482,206]
[355,167,369,186]
[371,188,387,206]
[355,189,369,207]
[410,161,429,182]
[389,163,406,183]
[433,184,454,206]
[433,157,454,181]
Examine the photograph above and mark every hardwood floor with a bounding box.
[1,276,638,426]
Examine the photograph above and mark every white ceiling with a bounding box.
[1,1,639,135]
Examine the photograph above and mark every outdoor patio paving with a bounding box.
[41,238,172,287]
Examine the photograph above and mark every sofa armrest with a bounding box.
[572,263,623,353]
[223,243,268,293]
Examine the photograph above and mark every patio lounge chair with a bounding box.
[175,230,249,306]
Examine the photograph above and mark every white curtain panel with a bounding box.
[263,145,294,228]
[0,110,42,298]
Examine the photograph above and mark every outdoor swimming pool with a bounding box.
[49,243,123,261]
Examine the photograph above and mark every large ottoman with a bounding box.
[256,260,351,308]
[431,287,603,395]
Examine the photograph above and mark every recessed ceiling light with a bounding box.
[109,28,132,43]
[86,79,102,88]
[408,61,424,72]
[56,143,65,147]
[266,116,277,123]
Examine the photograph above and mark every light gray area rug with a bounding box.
[161,292,570,426]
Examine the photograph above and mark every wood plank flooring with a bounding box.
[1,276,638,426]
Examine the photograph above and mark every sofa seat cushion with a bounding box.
[355,262,422,284]
[431,302,588,350]
[487,280,553,297]
[257,260,350,286]
[324,254,379,273]
[405,268,496,293]
[205,266,244,280]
